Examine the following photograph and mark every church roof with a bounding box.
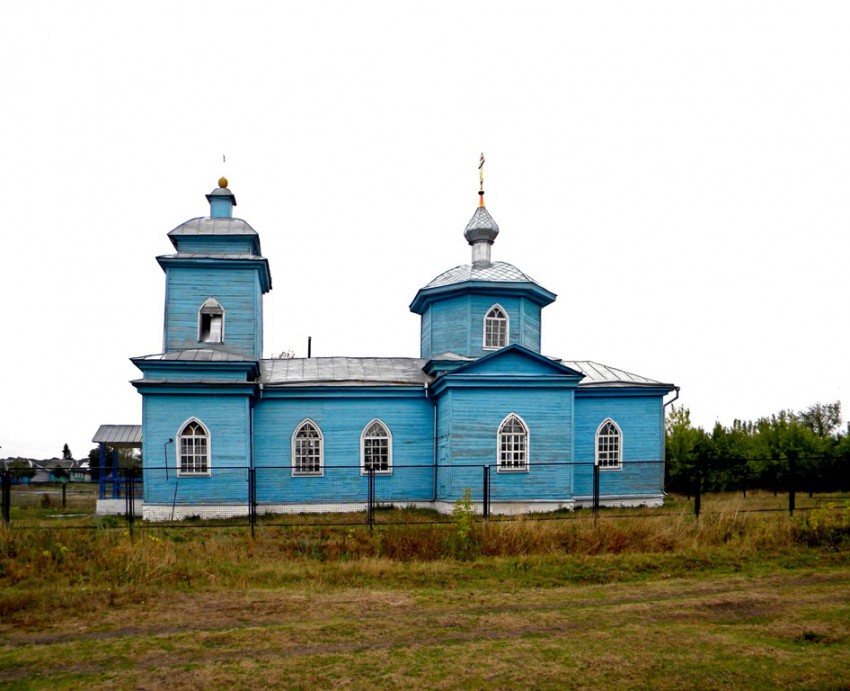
[563,360,672,388]
[425,261,541,289]
[168,217,258,238]
[167,217,262,255]
[262,357,432,386]
[135,349,257,362]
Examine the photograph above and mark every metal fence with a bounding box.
[2,457,848,532]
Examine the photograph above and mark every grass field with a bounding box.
[1,499,849,688]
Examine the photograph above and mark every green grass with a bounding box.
[1,500,849,688]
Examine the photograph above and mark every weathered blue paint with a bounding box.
[141,392,252,506]
[172,236,257,254]
[429,347,581,501]
[416,292,544,359]
[253,388,435,505]
[207,189,235,218]
[132,182,676,518]
[159,263,266,359]
[572,390,667,499]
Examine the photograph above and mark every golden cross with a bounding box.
[479,152,485,193]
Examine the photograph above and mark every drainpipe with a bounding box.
[663,386,681,409]
[661,386,680,496]
[163,439,173,481]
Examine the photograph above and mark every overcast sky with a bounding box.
[1,1,848,459]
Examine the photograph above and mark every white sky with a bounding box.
[1,1,848,459]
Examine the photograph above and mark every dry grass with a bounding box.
[0,499,848,687]
[0,565,848,688]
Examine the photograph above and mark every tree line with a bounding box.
[665,402,850,494]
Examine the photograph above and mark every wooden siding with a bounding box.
[573,394,665,498]
[425,293,544,359]
[138,364,251,382]
[173,237,256,254]
[420,307,432,360]
[438,386,574,501]
[454,349,568,377]
[252,393,436,504]
[164,265,263,359]
[520,300,541,352]
[142,393,252,505]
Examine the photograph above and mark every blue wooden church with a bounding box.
[131,172,676,520]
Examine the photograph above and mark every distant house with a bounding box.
[0,457,89,483]
[130,175,677,521]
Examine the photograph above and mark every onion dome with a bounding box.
[464,205,500,247]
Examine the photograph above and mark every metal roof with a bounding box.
[262,357,432,386]
[430,352,475,361]
[135,349,256,362]
[425,261,541,289]
[562,360,671,388]
[168,217,258,237]
[92,424,142,445]
[464,206,500,244]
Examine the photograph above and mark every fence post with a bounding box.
[125,473,135,537]
[483,465,490,519]
[592,461,600,524]
[694,459,701,526]
[1,471,10,525]
[62,482,67,509]
[788,455,796,517]
[367,466,375,532]
[248,468,256,538]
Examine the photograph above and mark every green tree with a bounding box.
[665,405,702,493]
[62,443,73,461]
[7,460,36,481]
[798,401,842,439]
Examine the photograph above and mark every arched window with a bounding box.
[596,419,622,470]
[361,419,392,475]
[498,413,529,472]
[198,298,224,343]
[178,419,210,476]
[292,420,323,476]
[483,304,508,350]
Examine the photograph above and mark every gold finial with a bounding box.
[478,152,486,207]
[218,176,228,189]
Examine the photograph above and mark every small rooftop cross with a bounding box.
[478,152,486,206]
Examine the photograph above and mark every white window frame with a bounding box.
[291,419,324,477]
[497,413,529,473]
[198,298,225,344]
[483,304,509,350]
[595,418,622,470]
[360,419,393,476]
[176,417,211,477]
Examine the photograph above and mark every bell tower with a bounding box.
[157,178,272,360]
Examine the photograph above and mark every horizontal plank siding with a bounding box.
[573,394,665,498]
[427,293,543,358]
[252,393,435,504]
[174,237,256,253]
[142,393,252,505]
[442,387,573,501]
[164,266,262,359]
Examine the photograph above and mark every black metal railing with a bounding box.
[1,457,848,531]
